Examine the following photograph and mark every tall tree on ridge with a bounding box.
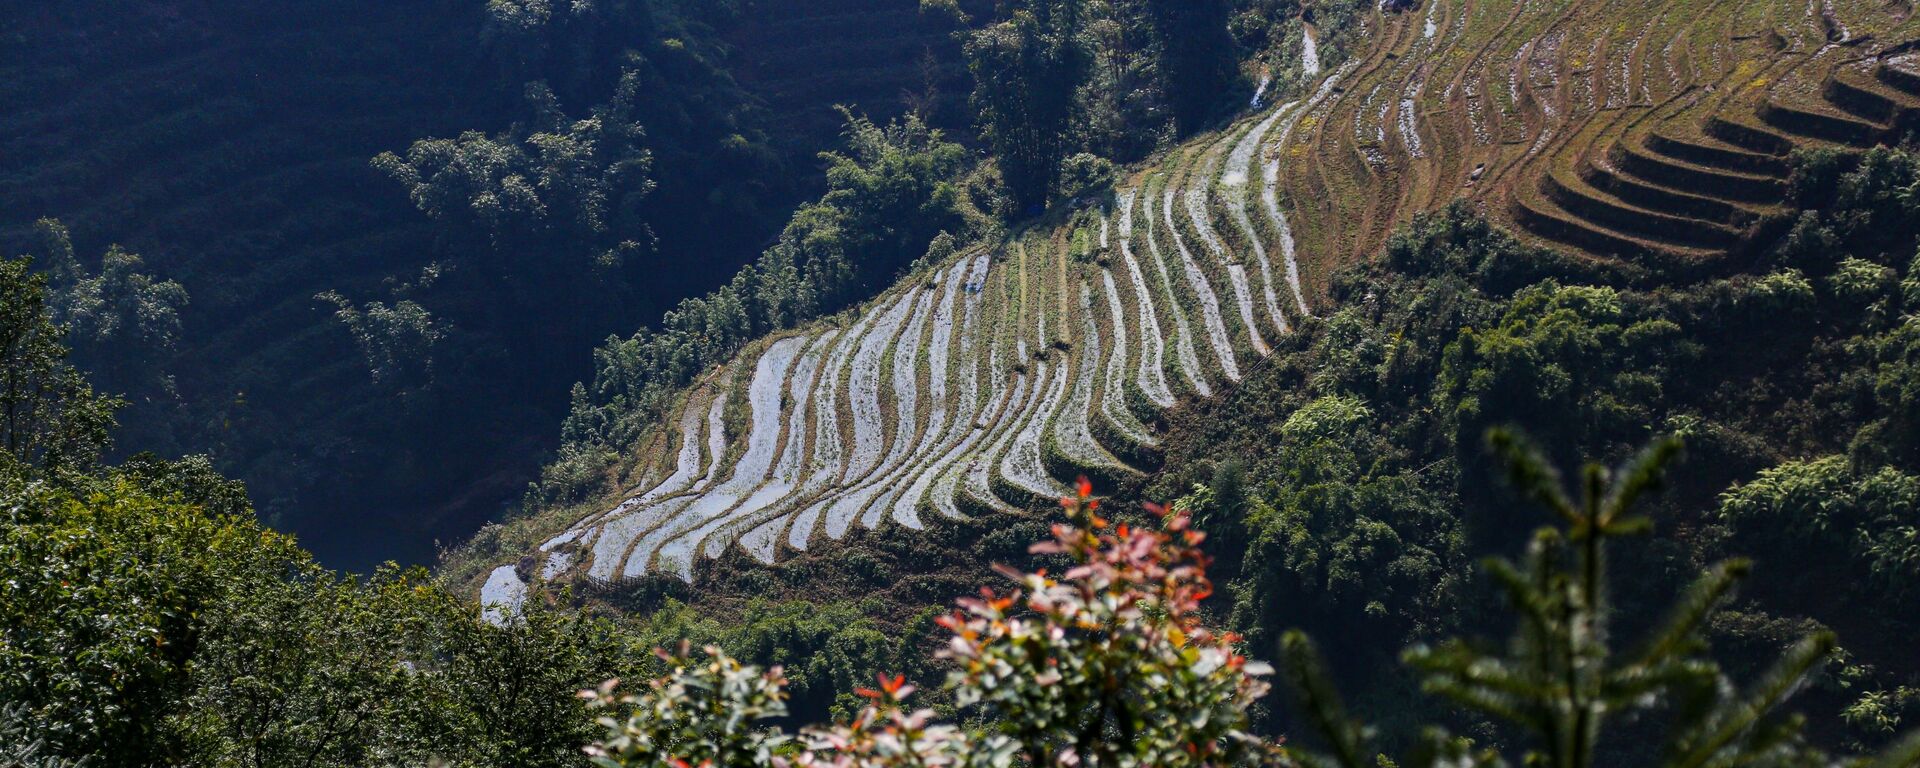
[1148,0,1240,133]
[965,0,1091,212]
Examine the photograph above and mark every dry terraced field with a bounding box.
[1281,0,1920,285]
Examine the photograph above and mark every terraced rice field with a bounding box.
[1273,0,1920,285]
[487,93,1334,590]
[483,0,1920,595]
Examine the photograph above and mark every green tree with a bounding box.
[0,273,630,765]
[1781,147,1920,267]
[0,255,121,478]
[371,78,654,314]
[479,0,671,106]
[26,219,188,399]
[2,462,637,768]
[1437,280,1680,483]
[1076,0,1162,161]
[965,2,1091,212]
[1850,254,1920,465]
[1145,0,1240,132]
[797,110,972,295]
[1216,395,1461,651]
[314,289,448,388]
[1716,456,1920,622]
[176,563,628,768]
[112,452,255,520]
[175,565,434,768]
[0,478,282,764]
[415,594,635,767]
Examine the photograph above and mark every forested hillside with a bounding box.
[0,1,495,570]
[726,0,986,153]
[0,0,979,570]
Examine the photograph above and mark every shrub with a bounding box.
[938,480,1280,766]
[581,643,792,768]
[1745,268,1816,315]
[585,479,1286,767]
[1717,456,1920,611]
[1057,152,1116,202]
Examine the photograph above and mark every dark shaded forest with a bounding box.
[0,0,978,570]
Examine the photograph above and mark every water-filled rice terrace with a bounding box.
[484,0,1920,599]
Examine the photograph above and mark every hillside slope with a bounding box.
[727,0,983,153]
[0,1,980,571]
[0,2,505,567]
[480,0,1920,598]
[1276,0,1920,288]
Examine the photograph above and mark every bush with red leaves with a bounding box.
[584,479,1284,768]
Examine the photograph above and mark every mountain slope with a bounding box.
[478,0,1920,597]
[484,65,1340,593]
[0,1,985,571]
[1275,0,1920,287]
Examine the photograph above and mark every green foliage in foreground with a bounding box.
[586,483,1283,768]
[1281,434,1920,767]
[0,262,635,767]
[1,703,80,768]
[0,473,639,768]
[578,444,1920,768]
